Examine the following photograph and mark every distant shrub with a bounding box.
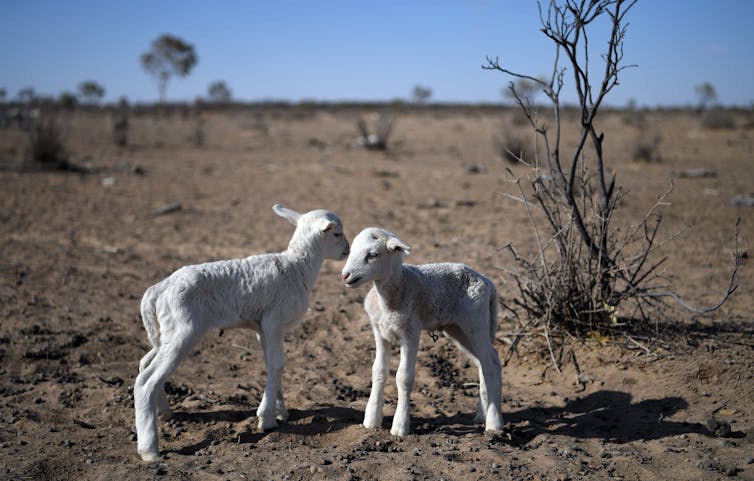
[632,132,662,162]
[112,98,129,146]
[27,118,69,168]
[700,109,736,129]
[495,132,530,164]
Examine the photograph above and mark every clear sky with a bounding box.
[1,1,752,107]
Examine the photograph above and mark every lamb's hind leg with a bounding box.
[134,335,197,461]
[444,325,503,432]
[139,348,172,420]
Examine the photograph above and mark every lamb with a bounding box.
[341,227,503,436]
[134,204,350,461]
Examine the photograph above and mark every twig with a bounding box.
[231,343,255,355]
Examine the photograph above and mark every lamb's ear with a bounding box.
[317,218,337,232]
[273,204,301,225]
[386,236,411,255]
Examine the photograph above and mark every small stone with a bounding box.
[468,466,477,473]
[745,456,754,465]
[707,417,732,438]
[85,459,93,465]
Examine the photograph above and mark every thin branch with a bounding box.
[635,218,743,315]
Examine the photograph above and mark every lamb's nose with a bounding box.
[342,272,350,281]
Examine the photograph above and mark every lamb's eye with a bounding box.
[364,252,377,262]
[333,232,342,238]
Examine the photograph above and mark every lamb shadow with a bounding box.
[410,390,710,446]
[505,390,709,445]
[170,405,363,455]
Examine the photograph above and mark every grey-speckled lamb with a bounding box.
[341,227,503,436]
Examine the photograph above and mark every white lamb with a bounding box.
[134,204,350,461]
[341,227,503,436]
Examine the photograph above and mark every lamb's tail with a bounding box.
[140,283,163,349]
[489,281,499,343]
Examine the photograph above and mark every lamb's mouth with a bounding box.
[344,276,362,287]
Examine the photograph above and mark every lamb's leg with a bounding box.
[444,325,503,432]
[391,334,419,436]
[364,331,391,430]
[257,332,289,422]
[134,336,196,462]
[257,319,285,431]
[139,348,173,419]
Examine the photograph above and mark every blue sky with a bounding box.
[1,1,753,106]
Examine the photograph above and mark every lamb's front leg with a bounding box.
[364,330,390,430]
[391,334,419,436]
[257,323,285,431]
[257,332,289,422]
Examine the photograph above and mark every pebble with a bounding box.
[746,456,754,465]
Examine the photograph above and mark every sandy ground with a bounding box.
[1,106,753,480]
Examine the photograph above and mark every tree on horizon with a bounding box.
[140,34,198,103]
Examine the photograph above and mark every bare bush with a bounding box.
[700,108,736,130]
[27,117,70,169]
[112,98,129,147]
[356,112,394,150]
[484,0,741,360]
[494,131,531,164]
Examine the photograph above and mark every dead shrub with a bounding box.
[485,1,741,369]
[27,118,70,169]
[700,109,736,129]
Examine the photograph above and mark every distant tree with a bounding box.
[78,80,105,105]
[0,88,6,102]
[695,82,718,110]
[18,87,35,104]
[207,80,232,103]
[140,34,198,102]
[58,91,78,108]
[412,85,432,104]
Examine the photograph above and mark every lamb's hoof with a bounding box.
[362,421,380,430]
[389,426,409,437]
[276,411,290,422]
[258,419,278,432]
[138,450,161,462]
[485,424,504,433]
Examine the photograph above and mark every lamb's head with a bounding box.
[341,227,411,288]
[273,204,350,260]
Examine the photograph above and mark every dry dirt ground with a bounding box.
[1,106,753,481]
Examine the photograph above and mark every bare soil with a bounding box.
[1,106,753,480]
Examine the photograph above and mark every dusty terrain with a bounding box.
[1,105,752,480]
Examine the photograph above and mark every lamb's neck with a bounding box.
[284,246,324,293]
[373,267,406,311]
